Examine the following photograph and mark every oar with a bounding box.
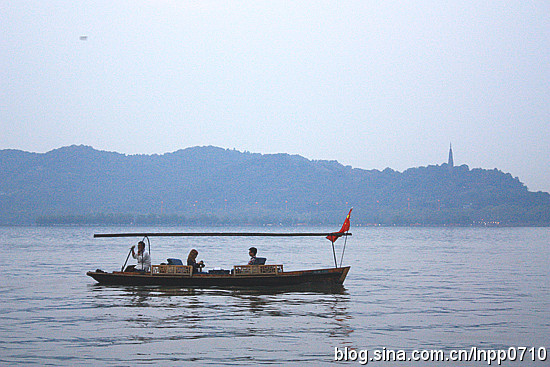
[121,247,132,272]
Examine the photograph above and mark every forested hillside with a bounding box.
[1,145,548,225]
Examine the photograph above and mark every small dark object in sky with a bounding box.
[79,35,88,41]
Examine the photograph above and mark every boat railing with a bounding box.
[233,264,284,276]
[152,265,193,276]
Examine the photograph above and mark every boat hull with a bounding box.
[87,266,350,288]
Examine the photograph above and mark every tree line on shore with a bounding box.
[2,145,549,226]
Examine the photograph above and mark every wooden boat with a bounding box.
[87,210,353,289]
[87,265,350,287]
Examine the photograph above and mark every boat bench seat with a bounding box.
[152,264,192,276]
[233,264,283,276]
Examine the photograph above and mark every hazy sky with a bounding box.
[2,1,549,192]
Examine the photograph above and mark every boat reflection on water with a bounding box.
[89,282,348,296]
[87,283,354,341]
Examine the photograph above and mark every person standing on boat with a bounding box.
[131,241,151,273]
[187,249,204,273]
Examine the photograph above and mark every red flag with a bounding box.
[326,208,353,243]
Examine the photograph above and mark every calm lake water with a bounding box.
[0,226,548,366]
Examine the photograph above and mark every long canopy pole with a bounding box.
[94,232,352,238]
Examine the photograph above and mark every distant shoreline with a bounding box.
[2,145,549,226]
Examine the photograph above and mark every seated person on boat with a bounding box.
[187,249,205,273]
[248,247,266,265]
[131,241,151,273]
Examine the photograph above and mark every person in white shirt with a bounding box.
[131,241,151,272]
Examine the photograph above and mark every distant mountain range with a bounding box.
[1,145,549,226]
